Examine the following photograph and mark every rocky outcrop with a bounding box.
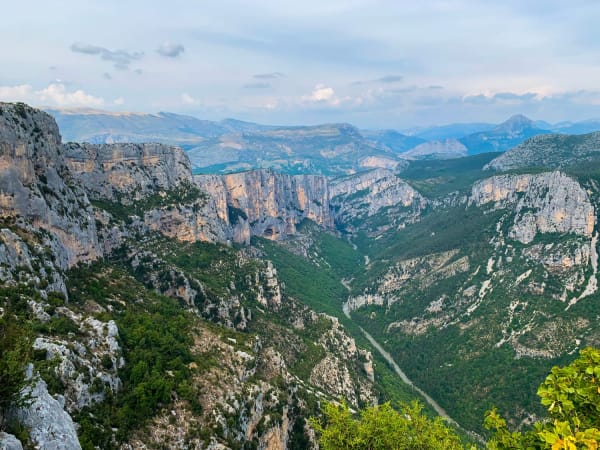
[470,171,595,243]
[330,169,426,232]
[13,366,81,450]
[195,170,333,244]
[485,131,600,171]
[63,142,191,203]
[0,433,23,450]
[0,103,101,269]
[63,141,231,245]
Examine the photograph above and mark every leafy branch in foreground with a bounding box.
[310,400,464,450]
[486,347,600,449]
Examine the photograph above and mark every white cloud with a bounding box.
[0,83,104,107]
[0,84,34,102]
[181,93,199,105]
[37,84,104,107]
[113,97,125,105]
[302,84,343,106]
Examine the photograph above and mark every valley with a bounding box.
[2,102,600,448]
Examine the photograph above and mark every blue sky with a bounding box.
[1,0,600,128]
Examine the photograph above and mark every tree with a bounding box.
[311,400,464,450]
[486,347,600,449]
[0,310,33,425]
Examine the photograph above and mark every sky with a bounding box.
[2,0,600,128]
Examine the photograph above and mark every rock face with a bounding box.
[330,169,426,232]
[485,131,600,171]
[195,170,333,244]
[0,433,23,450]
[14,367,81,450]
[63,142,192,202]
[0,102,101,269]
[470,171,595,243]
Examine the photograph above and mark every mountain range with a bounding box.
[48,109,600,175]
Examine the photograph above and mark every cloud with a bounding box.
[0,84,33,102]
[156,43,185,58]
[301,84,345,106]
[113,97,125,105]
[462,91,540,104]
[181,93,199,105]
[376,75,403,83]
[37,83,104,107]
[353,75,404,85]
[243,82,271,89]
[103,72,112,80]
[0,83,104,107]
[253,72,284,79]
[70,42,143,70]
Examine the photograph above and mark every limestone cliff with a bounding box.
[63,142,192,202]
[330,168,426,233]
[470,171,595,244]
[0,102,101,269]
[195,170,333,244]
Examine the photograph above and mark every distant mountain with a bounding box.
[360,129,425,153]
[401,138,468,160]
[550,119,600,135]
[46,108,271,148]
[459,114,551,154]
[406,122,495,141]
[187,123,404,175]
[485,131,600,171]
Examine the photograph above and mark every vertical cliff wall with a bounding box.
[195,170,333,244]
[0,102,101,268]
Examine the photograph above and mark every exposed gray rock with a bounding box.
[485,131,600,171]
[0,433,23,450]
[330,169,426,232]
[62,142,191,203]
[14,366,81,450]
[470,171,595,243]
[0,103,101,269]
[195,170,333,244]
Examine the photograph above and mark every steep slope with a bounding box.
[485,131,600,171]
[330,169,426,234]
[195,170,332,244]
[0,104,385,449]
[460,114,551,155]
[340,167,600,433]
[0,102,101,270]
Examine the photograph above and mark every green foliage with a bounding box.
[486,348,600,449]
[67,263,197,447]
[400,153,501,198]
[311,400,464,450]
[91,180,205,223]
[0,308,33,421]
[227,204,248,224]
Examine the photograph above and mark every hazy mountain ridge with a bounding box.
[486,131,600,171]
[48,109,600,174]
